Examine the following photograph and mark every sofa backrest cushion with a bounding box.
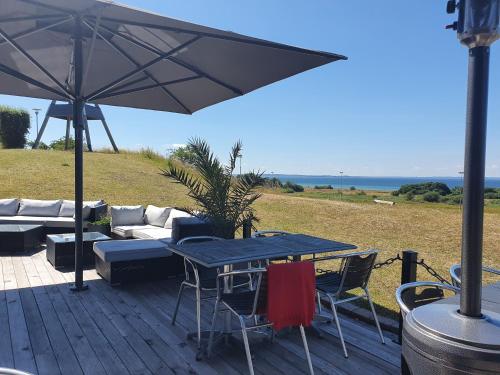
[0,198,19,216]
[144,205,171,227]
[59,200,75,217]
[171,216,215,243]
[18,199,62,217]
[84,200,104,207]
[164,208,192,229]
[111,205,144,227]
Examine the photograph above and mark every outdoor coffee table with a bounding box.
[0,224,44,253]
[46,232,111,269]
[168,233,357,359]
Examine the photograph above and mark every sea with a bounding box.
[264,175,500,192]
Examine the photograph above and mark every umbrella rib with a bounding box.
[86,15,347,60]
[94,76,201,100]
[0,16,73,47]
[0,14,67,23]
[0,62,70,99]
[84,34,200,110]
[82,20,193,113]
[0,27,74,99]
[94,22,243,95]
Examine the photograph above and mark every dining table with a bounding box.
[167,233,357,358]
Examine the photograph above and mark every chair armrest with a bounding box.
[89,203,108,222]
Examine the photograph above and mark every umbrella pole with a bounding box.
[460,45,490,317]
[71,15,88,292]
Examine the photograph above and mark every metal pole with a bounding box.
[71,15,87,292]
[460,46,490,317]
[399,250,418,344]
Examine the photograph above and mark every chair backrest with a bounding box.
[252,230,291,238]
[177,236,224,285]
[337,250,378,294]
[395,281,461,318]
[449,263,500,287]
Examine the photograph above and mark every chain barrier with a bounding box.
[413,259,451,285]
[373,253,402,269]
[316,252,451,285]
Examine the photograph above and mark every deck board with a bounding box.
[0,249,401,375]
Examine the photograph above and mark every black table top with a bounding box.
[0,224,43,233]
[438,282,500,314]
[168,234,357,268]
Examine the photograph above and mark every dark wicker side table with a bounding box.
[0,224,44,253]
[46,232,111,269]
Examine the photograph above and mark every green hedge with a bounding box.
[0,105,31,148]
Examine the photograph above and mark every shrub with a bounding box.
[168,145,197,165]
[0,106,30,148]
[423,191,441,202]
[349,186,356,191]
[357,190,366,196]
[406,192,415,201]
[283,187,295,194]
[49,136,75,150]
[283,181,304,192]
[263,177,283,188]
[140,147,164,162]
[397,182,451,196]
[485,191,500,199]
[314,185,333,190]
[391,191,399,196]
[443,195,463,204]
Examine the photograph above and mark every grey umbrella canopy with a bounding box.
[0,0,346,289]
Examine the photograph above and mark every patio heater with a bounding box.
[402,1,500,374]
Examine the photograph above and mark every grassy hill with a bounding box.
[1,149,499,317]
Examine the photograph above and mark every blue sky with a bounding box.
[1,0,499,176]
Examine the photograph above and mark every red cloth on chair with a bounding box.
[266,261,316,331]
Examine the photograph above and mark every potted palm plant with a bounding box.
[162,138,263,239]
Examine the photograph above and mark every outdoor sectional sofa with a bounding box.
[94,205,215,285]
[0,198,107,236]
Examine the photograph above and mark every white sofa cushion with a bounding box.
[93,239,172,262]
[164,209,192,229]
[0,216,78,228]
[133,227,172,241]
[111,205,144,227]
[144,205,171,227]
[112,225,153,238]
[59,200,75,217]
[0,199,19,216]
[84,200,104,207]
[18,199,62,217]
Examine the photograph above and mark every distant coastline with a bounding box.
[264,175,500,191]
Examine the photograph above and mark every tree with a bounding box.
[162,138,263,239]
[0,105,30,148]
[169,145,197,165]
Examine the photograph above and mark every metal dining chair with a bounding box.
[207,267,314,375]
[172,236,252,349]
[314,250,385,358]
[449,264,500,288]
[252,230,292,264]
[396,281,461,319]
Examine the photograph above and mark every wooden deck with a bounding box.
[0,249,401,375]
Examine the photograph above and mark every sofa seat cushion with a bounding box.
[0,199,19,216]
[133,227,172,241]
[111,225,152,238]
[93,239,172,262]
[0,216,77,228]
[18,199,62,217]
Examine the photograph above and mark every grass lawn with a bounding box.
[1,149,499,319]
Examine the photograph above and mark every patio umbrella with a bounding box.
[0,0,346,290]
